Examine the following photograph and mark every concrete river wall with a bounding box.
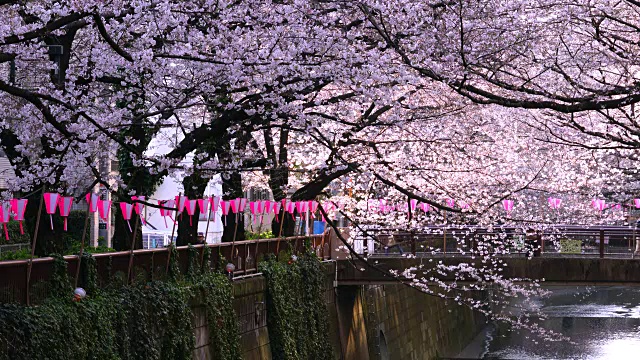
[193,262,485,359]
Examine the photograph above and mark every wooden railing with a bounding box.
[356,225,640,258]
[0,235,331,305]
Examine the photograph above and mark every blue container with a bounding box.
[313,221,326,234]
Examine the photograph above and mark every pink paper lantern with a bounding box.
[220,200,230,215]
[502,199,514,214]
[197,198,207,214]
[85,193,99,213]
[158,199,175,228]
[230,198,241,214]
[10,199,28,235]
[58,196,74,231]
[119,202,134,232]
[185,199,197,225]
[249,201,262,225]
[446,199,455,208]
[286,201,296,219]
[0,202,10,240]
[409,199,418,212]
[273,202,282,222]
[97,199,111,222]
[249,201,259,214]
[379,200,389,214]
[43,193,60,230]
[175,195,187,215]
[295,201,308,215]
[309,200,319,218]
[220,200,231,225]
[593,199,606,211]
[548,197,562,209]
[634,199,640,209]
[419,203,430,212]
[256,201,265,222]
[257,201,267,224]
[263,200,273,214]
[210,196,220,214]
[131,196,146,224]
[209,196,220,224]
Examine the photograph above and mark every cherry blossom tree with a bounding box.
[0,0,638,341]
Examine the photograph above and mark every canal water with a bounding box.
[456,285,640,359]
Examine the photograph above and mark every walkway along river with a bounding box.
[456,285,640,359]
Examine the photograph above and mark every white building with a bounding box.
[139,127,224,248]
[0,150,16,190]
[140,177,224,248]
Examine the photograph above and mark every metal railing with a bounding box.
[0,243,31,257]
[0,235,331,305]
[355,225,640,259]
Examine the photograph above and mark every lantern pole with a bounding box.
[25,188,44,305]
[74,207,91,288]
[165,193,180,274]
[127,210,141,284]
[201,197,214,267]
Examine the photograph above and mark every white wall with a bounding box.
[141,125,224,245]
[141,177,224,244]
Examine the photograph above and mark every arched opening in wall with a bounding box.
[379,330,390,360]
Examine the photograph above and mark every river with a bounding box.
[456,285,640,359]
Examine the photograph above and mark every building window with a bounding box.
[245,188,271,201]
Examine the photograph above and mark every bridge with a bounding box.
[349,224,640,258]
[339,225,640,286]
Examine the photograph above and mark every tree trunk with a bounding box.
[272,207,296,238]
[23,191,66,256]
[221,171,245,242]
[176,173,208,246]
[112,207,143,251]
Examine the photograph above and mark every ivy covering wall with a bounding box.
[0,244,334,359]
[0,247,241,360]
[259,251,333,360]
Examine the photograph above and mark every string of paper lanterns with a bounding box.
[1,192,639,241]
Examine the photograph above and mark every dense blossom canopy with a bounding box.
[1,0,640,340]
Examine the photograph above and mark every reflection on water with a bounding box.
[457,286,640,359]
